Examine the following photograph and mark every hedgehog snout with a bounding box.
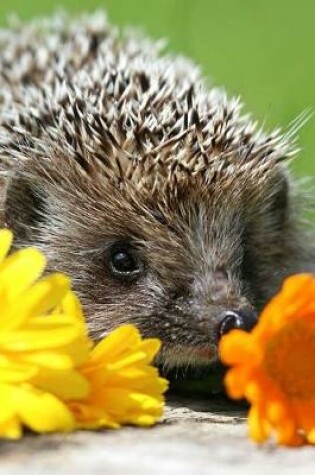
[216,306,258,342]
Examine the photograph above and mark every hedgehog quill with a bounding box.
[0,12,314,375]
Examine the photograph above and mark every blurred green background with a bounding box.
[0,0,314,178]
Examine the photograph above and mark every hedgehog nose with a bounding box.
[217,307,257,340]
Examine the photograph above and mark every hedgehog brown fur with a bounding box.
[0,12,314,370]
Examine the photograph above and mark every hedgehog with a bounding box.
[0,11,314,373]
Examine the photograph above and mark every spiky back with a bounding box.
[0,11,297,194]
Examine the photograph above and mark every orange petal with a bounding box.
[281,274,315,305]
[248,404,271,443]
[224,365,254,399]
[219,329,261,366]
[275,416,299,446]
[307,428,315,445]
[292,400,315,435]
[258,274,315,332]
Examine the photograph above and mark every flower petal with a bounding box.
[90,325,142,363]
[34,368,90,400]
[0,228,167,437]
[248,405,270,443]
[57,291,86,329]
[292,400,315,436]
[21,351,74,370]
[0,325,82,351]
[0,229,13,262]
[0,384,17,424]
[219,329,261,365]
[224,366,251,399]
[0,417,22,439]
[220,273,315,447]
[0,356,38,382]
[0,273,71,331]
[16,384,75,433]
[0,248,46,300]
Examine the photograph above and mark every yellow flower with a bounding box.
[0,229,91,439]
[69,324,168,429]
[0,229,168,438]
[219,273,315,446]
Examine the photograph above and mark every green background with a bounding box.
[0,0,314,178]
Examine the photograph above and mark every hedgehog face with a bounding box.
[4,164,301,369]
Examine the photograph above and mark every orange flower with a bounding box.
[219,273,315,446]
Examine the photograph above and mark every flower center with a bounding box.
[264,320,315,399]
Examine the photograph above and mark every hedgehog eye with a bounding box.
[109,244,142,280]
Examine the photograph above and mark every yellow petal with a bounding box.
[0,229,13,262]
[88,387,161,422]
[0,248,46,300]
[104,367,168,395]
[0,357,38,382]
[136,339,162,363]
[16,384,75,433]
[128,413,158,426]
[70,401,119,429]
[106,350,153,372]
[56,336,91,367]
[20,273,70,318]
[0,417,22,439]
[58,291,86,329]
[0,325,82,351]
[27,313,85,331]
[91,325,141,362]
[129,391,164,412]
[21,351,74,370]
[0,384,17,424]
[34,368,90,400]
[14,331,90,368]
[0,273,70,331]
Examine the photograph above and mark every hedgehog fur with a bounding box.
[0,12,314,369]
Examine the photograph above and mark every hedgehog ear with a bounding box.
[4,172,48,244]
[270,172,289,222]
